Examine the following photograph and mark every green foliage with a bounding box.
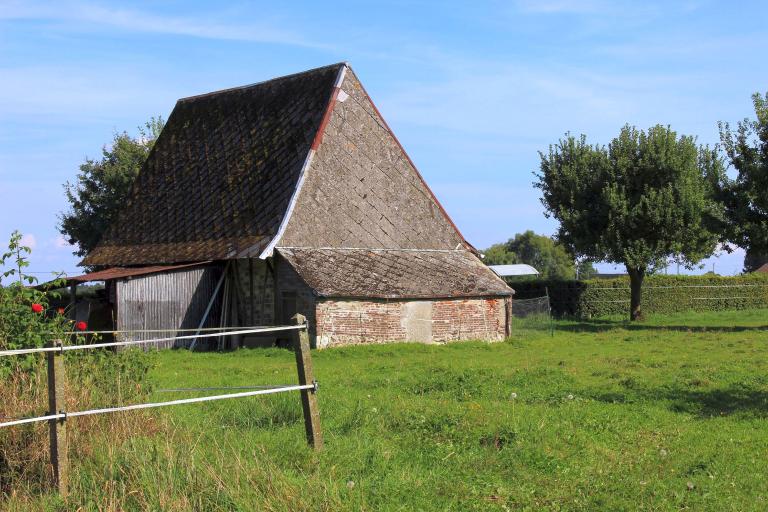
[514,273,768,318]
[744,248,767,273]
[59,117,164,258]
[484,230,578,279]
[68,348,156,405]
[0,233,156,498]
[536,124,725,319]
[716,92,768,258]
[0,231,70,375]
[483,242,517,265]
[6,309,768,510]
[576,259,597,279]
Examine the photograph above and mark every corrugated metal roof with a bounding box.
[488,264,540,277]
[68,262,213,283]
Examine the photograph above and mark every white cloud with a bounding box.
[20,233,37,249]
[0,1,331,50]
[53,235,73,250]
[379,61,697,145]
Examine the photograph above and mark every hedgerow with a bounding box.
[511,273,768,318]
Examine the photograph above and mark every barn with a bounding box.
[77,62,514,348]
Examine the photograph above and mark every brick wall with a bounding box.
[314,296,508,348]
[431,298,507,342]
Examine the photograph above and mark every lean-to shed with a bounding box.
[80,62,514,348]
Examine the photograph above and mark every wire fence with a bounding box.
[0,384,316,428]
[511,295,553,336]
[0,325,304,357]
[0,317,323,497]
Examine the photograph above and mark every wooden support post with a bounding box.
[504,296,513,338]
[47,339,68,497]
[291,314,323,450]
[69,283,77,320]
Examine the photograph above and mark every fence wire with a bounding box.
[0,383,316,428]
[0,325,305,357]
[511,296,553,336]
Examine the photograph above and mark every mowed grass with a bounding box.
[7,309,768,511]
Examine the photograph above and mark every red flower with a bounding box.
[75,321,87,331]
[31,303,43,313]
[57,308,65,315]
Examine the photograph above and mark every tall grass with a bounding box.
[0,350,160,507]
[1,309,767,510]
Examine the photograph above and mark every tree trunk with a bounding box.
[627,266,645,321]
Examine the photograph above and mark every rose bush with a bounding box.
[1,230,158,496]
[0,231,75,376]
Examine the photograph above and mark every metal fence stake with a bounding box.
[292,314,323,450]
[47,339,68,498]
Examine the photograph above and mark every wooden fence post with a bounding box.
[47,339,68,497]
[291,314,323,450]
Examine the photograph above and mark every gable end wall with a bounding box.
[279,68,465,250]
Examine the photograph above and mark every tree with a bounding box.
[536,125,723,320]
[576,259,598,279]
[59,118,164,258]
[483,231,578,279]
[744,249,767,273]
[716,92,768,266]
[483,243,518,266]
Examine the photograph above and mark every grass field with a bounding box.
[6,309,768,511]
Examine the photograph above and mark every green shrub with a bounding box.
[0,230,158,495]
[0,231,74,376]
[512,273,768,318]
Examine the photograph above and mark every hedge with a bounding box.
[510,273,768,318]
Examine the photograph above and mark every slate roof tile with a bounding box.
[84,63,344,266]
[278,248,513,299]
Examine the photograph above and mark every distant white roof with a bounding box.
[488,264,540,277]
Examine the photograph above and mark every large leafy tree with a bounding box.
[59,118,164,258]
[536,125,723,320]
[716,92,768,266]
[484,230,592,279]
[744,249,767,273]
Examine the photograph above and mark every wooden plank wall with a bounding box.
[115,265,224,349]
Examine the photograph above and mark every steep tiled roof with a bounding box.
[84,63,344,266]
[278,248,513,299]
[82,63,502,301]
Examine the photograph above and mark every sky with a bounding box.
[1,0,766,280]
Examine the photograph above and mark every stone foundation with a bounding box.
[314,297,509,348]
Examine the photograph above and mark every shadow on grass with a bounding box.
[554,320,768,334]
[591,385,768,419]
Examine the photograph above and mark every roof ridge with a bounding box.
[177,62,348,103]
[277,247,466,252]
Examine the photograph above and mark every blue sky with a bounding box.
[1,0,766,279]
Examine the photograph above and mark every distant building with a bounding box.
[74,63,513,348]
[756,263,768,274]
[489,264,540,277]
